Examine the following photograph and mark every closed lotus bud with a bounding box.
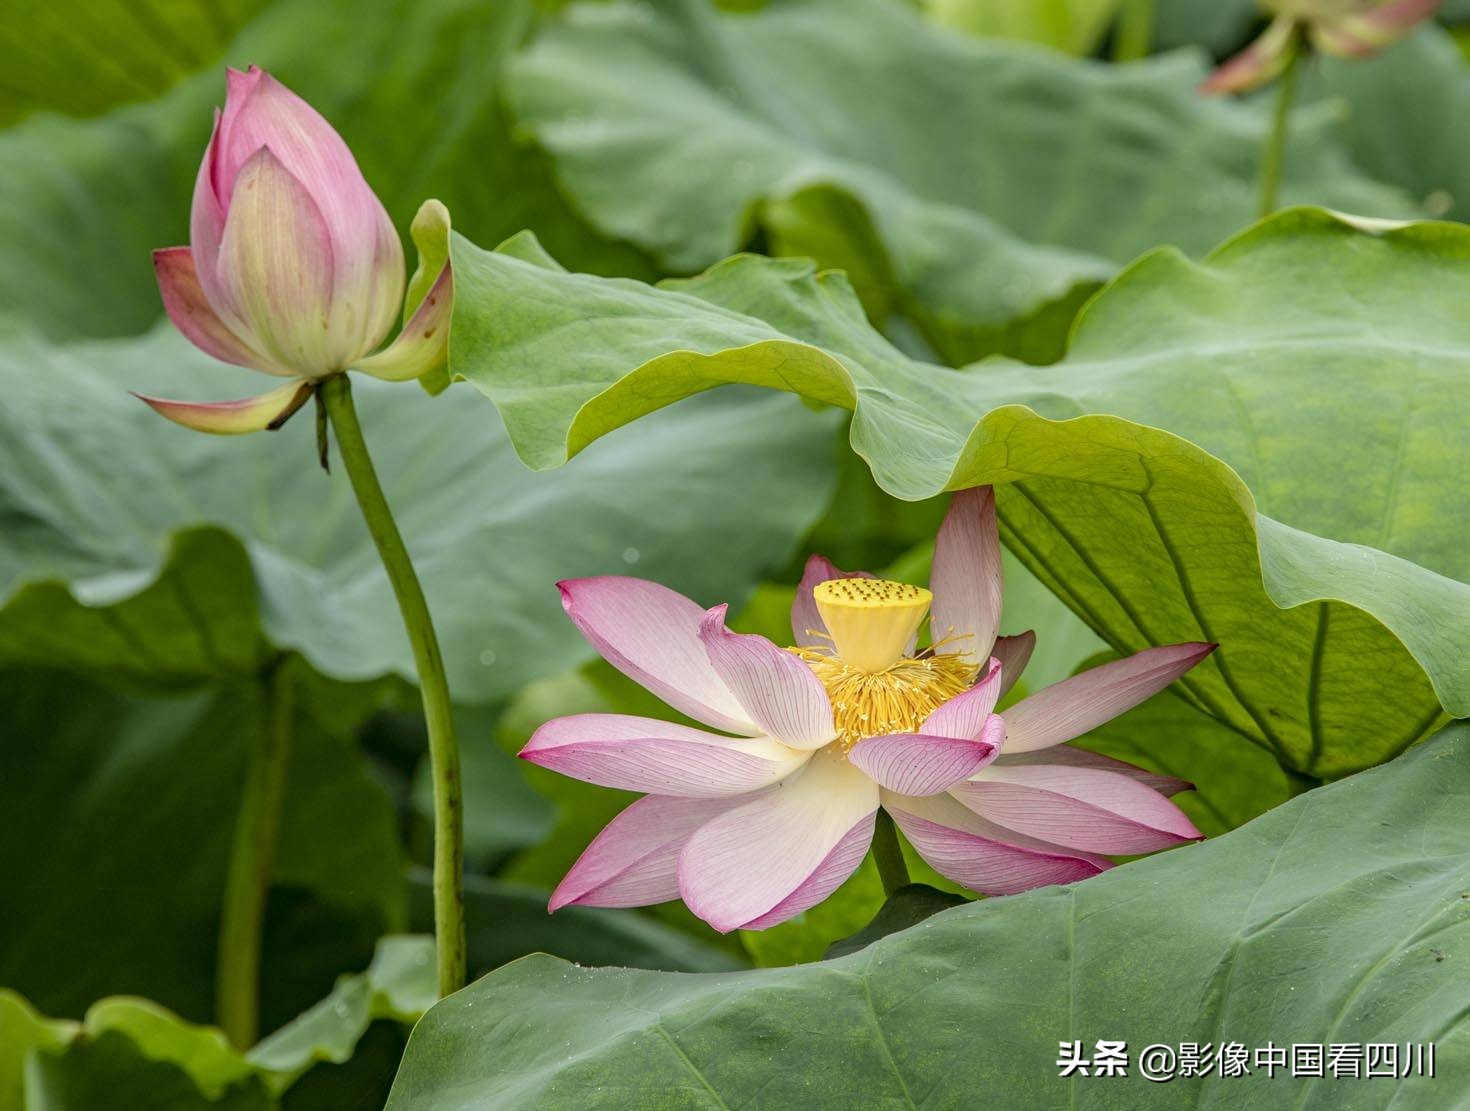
[140,66,453,435]
[1202,0,1440,94]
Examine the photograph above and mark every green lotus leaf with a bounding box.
[0,324,838,700]
[0,668,403,1030]
[440,209,1470,775]
[0,0,268,124]
[507,0,1412,364]
[384,723,1470,1109]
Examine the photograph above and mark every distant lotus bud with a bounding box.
[140,67,452,435]
[1202,0,1440,95]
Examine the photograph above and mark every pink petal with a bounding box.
[520,713,809,797]
[679,748,878,932]
[133,379,313,436]
[1001,643,1216,754]
[930,487,1003,664]
[921,657,1002,740]
[790,553,873,648]
[849,717,1002,796]
[738,813,877,930]
[698,604,836,751]
[1199,17,1296,95]
[884,792,1109,896]
[953,762,1202,855]
[995,746,1192,797]
[992,631,1035,698]
[557,577,754,734]
[215,147,337,375]
[550,794,742,911]
[210,68,403,366]
[189,109,231,318]
[153,247,288,376]
[1315,0,1439,56]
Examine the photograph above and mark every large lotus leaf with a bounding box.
[441,211,1468,775]
[2,991,275,1111]
[507,0,1412,364]
[0,0,650,345]
[1307,26,1470,221]
[248,936,435,1092]
[0,667,404,1030]
[0,323,838,699]
[384,723,1470,1110]
[0,0,268,124]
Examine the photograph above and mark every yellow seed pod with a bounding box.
[813,578,932,674]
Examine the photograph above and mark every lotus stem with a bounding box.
[871,809,911,897]
[1258,33,1304,220]
[319,373,466,997]
[217,655,294,1048]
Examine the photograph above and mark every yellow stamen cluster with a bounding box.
[793,647,977,750]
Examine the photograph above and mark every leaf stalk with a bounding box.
[217,655,294,1048]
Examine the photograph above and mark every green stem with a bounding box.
[1258,34,1303,220]
[319,374,465,997]
[871,810,910,897]
[1112,0,1154,63]
[217,657,294,1049]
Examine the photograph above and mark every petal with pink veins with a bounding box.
[1001,643,1216,753]
[952,761,1202,855]
[215,68,403,362]
[790,553,873,648]
[519,713,810,797]
[133,379,313,435]
[884,791,1109,896]
[921,658,1002,740]
[153,247,289,376]
[215,147,337,375]
[992,631,1035,698]
[995,746,1192,797]
[850,716,1002,795]
[699,604,836,751]
[189,110,233,320]
[679,747,878,932]
[738,814,877,930]
[557,577,755,735]
[930,487,1004,664]
[550,794,744,911]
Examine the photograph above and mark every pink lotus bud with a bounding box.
[1202,0,1440,95]
[143,68,452,435]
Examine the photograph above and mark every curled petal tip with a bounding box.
[133,379,312,435]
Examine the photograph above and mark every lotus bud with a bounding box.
[138,67,452,435]
[1202,0,1441,95]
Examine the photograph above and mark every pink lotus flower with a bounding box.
[138,67,452,434]
[1201,0,1441,94]
[522,488,1214,933]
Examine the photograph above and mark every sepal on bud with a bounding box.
[355,200,453,390]
[133,379,313,435]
